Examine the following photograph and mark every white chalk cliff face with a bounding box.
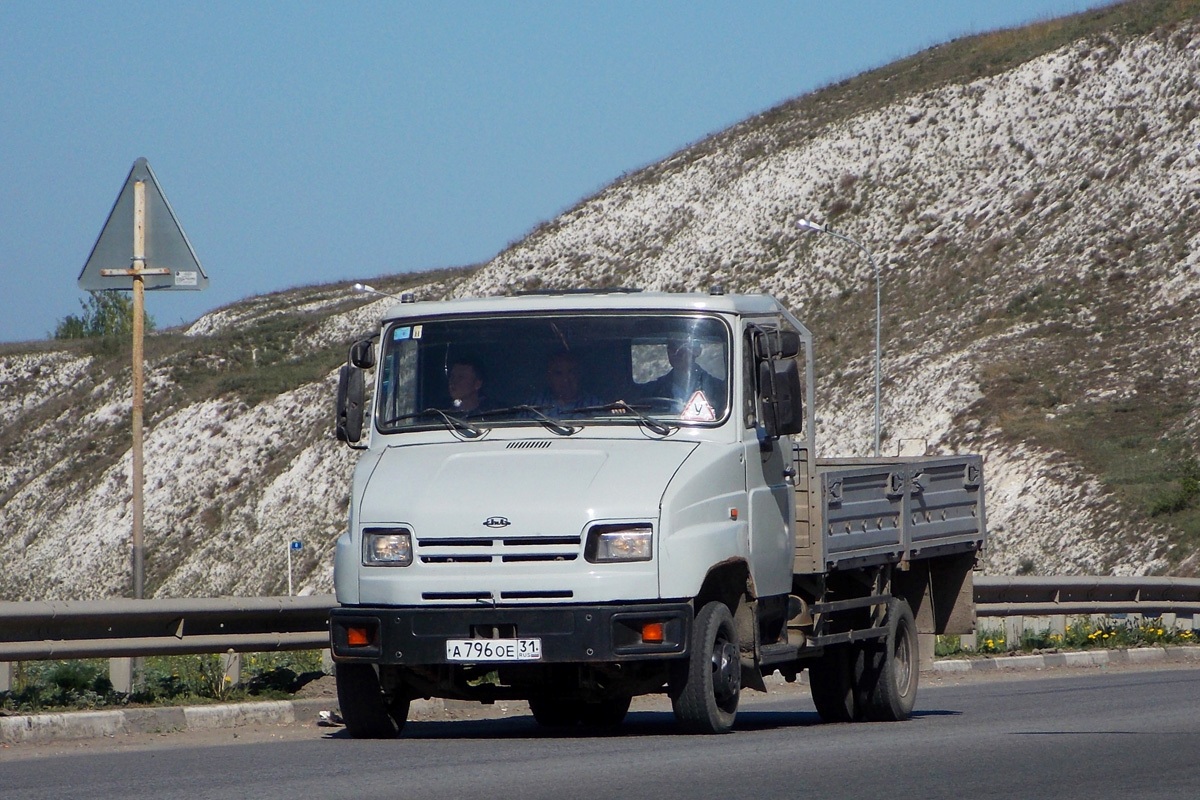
[1,11,1197,599]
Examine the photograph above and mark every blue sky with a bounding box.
[0,1,1108,343]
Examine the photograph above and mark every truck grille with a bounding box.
[421,589,574,601]
[416,535,582,565]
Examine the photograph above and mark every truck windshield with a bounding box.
[375,313,730,433]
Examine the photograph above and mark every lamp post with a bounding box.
[797,218,882,458]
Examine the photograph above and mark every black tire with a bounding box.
[671,601,741,734]
[859,598,919,722]
[335,663,408,739]
[808,643,856,723]
[529,696,583,728]
[579,695,632,729]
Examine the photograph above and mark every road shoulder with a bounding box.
[3,644,1199,752]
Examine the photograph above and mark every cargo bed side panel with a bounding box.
[906,456,985,554]
[818,456,984,571]
[821,467,904,565]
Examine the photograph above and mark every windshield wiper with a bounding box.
[426,407,486,438]
[497,405,579,436]
[382,408,484,439]
[572,401,676,437]
[383,401,672,439]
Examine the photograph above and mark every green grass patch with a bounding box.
[1047,399,1200,560]
[938,615,1198,657]
[1,651,326,714]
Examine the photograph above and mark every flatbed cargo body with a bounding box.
[800,456,985,573]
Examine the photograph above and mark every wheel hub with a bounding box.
[712,639,741,702]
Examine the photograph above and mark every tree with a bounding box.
[54,291,156,340]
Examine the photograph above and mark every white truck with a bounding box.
[330,289,984,737]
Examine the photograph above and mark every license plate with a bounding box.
[445,638,542,662]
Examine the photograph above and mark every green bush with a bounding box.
[1,660,120,712]
[53,291,156,340]
[1149,457,1200,517]
[1,651,327,713]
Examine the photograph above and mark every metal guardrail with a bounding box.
[0,595,333,661]
[974,576,1200,618]
[2,576,1199,663]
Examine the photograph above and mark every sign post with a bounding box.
[288,540,303,596]
[79,158,208,601]
[131,180,147,599]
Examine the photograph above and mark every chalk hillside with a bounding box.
[2,0,1198,600]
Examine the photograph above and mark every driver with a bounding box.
[637,337,725,417]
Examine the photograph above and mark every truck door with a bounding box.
[741,327,794,599]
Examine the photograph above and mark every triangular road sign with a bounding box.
[78,157,208,291]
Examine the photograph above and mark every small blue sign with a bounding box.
[290,540,303,551]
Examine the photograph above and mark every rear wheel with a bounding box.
[808,643,856,723]
[671,601,741,734]
[528,696,583,728]
[859,598,919,721]
[335,663,408,738]
[579,695,632,729]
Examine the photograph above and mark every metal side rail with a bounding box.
[3,577,1200,664]
[0,595,335,661]
[974,576,1200,618]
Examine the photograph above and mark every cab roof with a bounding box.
[377,290,789,323]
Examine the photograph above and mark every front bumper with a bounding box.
[330,602,692,665]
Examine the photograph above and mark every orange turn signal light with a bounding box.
[347,626,372,647]
[641,622,665,644]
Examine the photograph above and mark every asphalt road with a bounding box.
[3,667,1198,800]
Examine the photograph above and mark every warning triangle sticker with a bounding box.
[680,390,717,421]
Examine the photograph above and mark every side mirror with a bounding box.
[775,331,801,359]
[336,364,365,443]
[349,338,376,369]
[752,329,801,360]
[758,358,803,438]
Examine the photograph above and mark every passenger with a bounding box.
[447,359,492,416]
[529,350,601,416]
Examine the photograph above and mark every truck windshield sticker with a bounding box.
[393,326,412,341]
[412,325,423,339]
[680,390,717,421]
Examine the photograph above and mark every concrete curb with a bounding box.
[0,700,306,745]
[4,646,1199,744]
[932,644,1200,674]
[0,695,443,745]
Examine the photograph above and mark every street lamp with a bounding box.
[797,218,882,458]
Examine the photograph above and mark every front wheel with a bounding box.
[859,598,919,721]
[671,601,741,734]
[335,663,409,738]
